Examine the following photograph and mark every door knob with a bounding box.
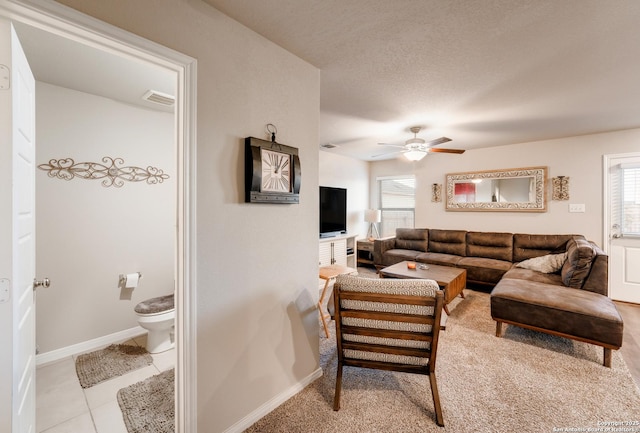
[611,224,622,239]
[33,278,50,289]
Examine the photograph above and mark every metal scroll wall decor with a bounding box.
[37,157,170,188]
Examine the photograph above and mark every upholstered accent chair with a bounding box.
[332,275,445,427]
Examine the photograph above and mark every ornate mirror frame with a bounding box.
[445,166,547,212]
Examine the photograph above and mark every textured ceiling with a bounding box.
[205,0,640,160]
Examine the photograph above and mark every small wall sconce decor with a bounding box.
[432,183,442,202]
[552,176,570,200]
[37,157,169,188]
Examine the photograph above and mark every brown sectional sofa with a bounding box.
[374,228,624,367]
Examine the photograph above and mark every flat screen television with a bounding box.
[319,186,347,238]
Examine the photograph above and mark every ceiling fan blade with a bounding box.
[372,149,404,158]
[425,137,452,147]
[377,142,405,148]
[427,148,465,154]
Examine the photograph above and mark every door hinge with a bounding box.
[0,65,10,90]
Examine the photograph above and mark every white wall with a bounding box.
[319,151,370,238]
[54,1,321,431]
[370,128,640,247]
[34,82,175,353]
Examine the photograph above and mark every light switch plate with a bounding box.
[569,203,585,213]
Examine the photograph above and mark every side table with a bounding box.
[356,239,375,266]
[318,264,357,338]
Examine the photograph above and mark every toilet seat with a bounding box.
[136,308,175,318]
[135,294,174,316]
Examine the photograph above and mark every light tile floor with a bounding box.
[36,334,175,433]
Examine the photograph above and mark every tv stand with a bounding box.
[319,231,345,239]
[319,234,356,268]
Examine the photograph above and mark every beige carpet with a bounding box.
[75,344,153,388]
[117,368,175,433]
[245,290,640,433]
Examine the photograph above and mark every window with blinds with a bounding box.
[612,164,640,236]
[378,176,415,237]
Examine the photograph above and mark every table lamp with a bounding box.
[365,209,381,241]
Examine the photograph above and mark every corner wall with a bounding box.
[370,128,640,246]
[53,1,321,431]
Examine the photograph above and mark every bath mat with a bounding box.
[117,369,175,433]
[75,344,153,388]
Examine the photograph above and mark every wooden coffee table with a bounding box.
[379,261,466,315]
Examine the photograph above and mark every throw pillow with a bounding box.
[561,238,596,288]
[516,253,567,273]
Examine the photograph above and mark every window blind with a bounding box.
[622,166,640,235]
[612,164,640,236]
[378,176,416,237]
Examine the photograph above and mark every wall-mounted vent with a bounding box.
[142,90,175,106]
[321,143,339,149]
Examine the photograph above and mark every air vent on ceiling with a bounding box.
[321,143,339,149]
[142,90,175,106]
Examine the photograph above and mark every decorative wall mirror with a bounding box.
[445,166,547,212]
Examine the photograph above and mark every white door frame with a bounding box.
[0,1,197,432]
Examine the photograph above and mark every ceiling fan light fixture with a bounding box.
[404,150,427,161]
[405,137,425,146]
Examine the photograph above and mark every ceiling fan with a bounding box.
[374,126,465,161]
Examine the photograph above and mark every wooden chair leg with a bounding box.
[429,372,444,427]
[495,321,503,337]
[603,347,612,368]
[333,363,343,411]
[443,304,450,315]
[318,279,332,338]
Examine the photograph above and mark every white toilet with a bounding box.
[134,293,175,353]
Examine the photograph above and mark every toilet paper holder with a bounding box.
[119,272,142,287]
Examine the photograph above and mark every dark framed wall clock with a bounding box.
[245,136,301,203]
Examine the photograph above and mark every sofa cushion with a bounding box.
[581,246,608,296]
[502,267,564,286]
[466,231,513,261]
[513,233,573,262]
[416,252,462,267]
[428,229,466,256]
[380,249,421,267]
[491,279,623,348]
[516,253,567,274]
[395,228,428,252]
[561,238,595,288]
[457,256,512,285]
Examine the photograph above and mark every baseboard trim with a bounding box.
[36,326,147,367]
[224,367,323,433]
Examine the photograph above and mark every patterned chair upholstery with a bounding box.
[332,274,445,427]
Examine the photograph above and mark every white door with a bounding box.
[604,153,640,303]
[0,19,37,433]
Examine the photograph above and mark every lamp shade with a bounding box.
[364,209,381,223]
[404,150,427,161]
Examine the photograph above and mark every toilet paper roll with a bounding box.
[124,273,139,289]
